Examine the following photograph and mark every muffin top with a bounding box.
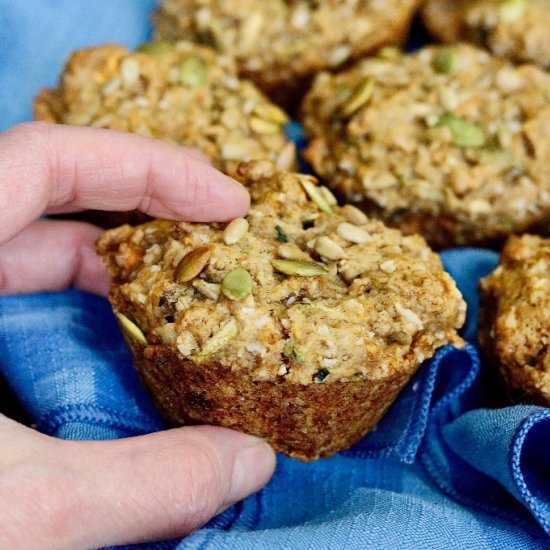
[33,42,295,176]
[422,0,550,68]
[98,161,465,386]
[153,0,420,104]
[479,234,550,404]
[302,44,550,247]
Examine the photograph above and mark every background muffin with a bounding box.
[422,0,550,69]
[153,0,421,109]
[97,161,466,460]
[302,44,550,249]
[479,234,550,406]
[34,41,295,177]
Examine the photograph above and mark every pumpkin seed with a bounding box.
[299,177,332,214]
[431,47,460,74]
[437,114,486,148]
[222,268,253,300]
[377,46,400,60]
[178,55,208,87]
[136,41,172,56]
[340,78,374,118]
[499,0,526,22]
[223,217,249,245]
[115,312,147,346]
[174,246,212,283]
[271,259,328,276]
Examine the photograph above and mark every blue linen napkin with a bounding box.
[1,2,550,548]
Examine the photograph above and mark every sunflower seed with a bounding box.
[341,204,368,225]
[250,116,281,135]
[197,318,238,357]
[253,103,289,124]
[192,279,221,301]
[315,236,348,260]
[337,222,370,243]
[223,217,249,245]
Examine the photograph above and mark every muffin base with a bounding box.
[123,335,418,461]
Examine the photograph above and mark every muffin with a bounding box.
[302,44,550,249]
[422,0,550,69]
[97,160,466,460]
[153,0,422,109]
[479,234,550,406]
[34,42,296,177]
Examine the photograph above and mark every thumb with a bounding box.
[0,420,275,549]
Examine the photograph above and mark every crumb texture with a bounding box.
[34,42,294,176]
[153,0,420,107]
[302,44,550,248]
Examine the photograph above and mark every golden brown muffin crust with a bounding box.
[479,234,550,406]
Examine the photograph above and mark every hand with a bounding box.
[0,123,276,549]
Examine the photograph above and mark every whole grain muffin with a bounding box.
[479,234,550,406]
[422,0,550,69]
[97,160,466,460]
[302,44,550,249]
[34,42,296,177]
[153,0,421,109]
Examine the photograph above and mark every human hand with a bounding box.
[0,122,276,549]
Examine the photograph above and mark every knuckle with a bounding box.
[168,436,230,529]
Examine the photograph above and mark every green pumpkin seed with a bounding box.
[431,47,460,74]
[299,177,332,214]
[115,312,147,346]
[340,78,374,118]
[499,0,526,22]
[377,46,400,60]
[437,115,486,148]
[271,259,328,277]
[222,268,253,300]
[179,55,208,87]
[136,41,172,56]
[174,246,212,283]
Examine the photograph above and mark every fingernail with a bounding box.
[224,438,275,507]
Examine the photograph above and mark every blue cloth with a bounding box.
[1,2,550,549]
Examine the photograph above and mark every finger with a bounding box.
[0,219,110,296]
[0,418,275,549]
[0,122,250,244]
